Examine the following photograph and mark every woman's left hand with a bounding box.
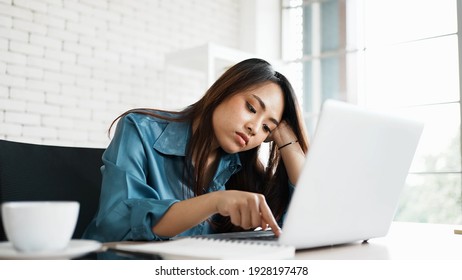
[266,120,298,148]
[264,120,306,185]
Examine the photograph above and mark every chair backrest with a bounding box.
[0,139,104,241]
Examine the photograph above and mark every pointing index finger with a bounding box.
[259,199,282,237]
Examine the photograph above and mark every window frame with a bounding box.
[282,0,462,223]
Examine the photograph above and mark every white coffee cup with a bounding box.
[1,201,80,253]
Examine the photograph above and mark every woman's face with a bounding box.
[212,82,284,153]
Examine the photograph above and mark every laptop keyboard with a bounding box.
[195,230,278,241]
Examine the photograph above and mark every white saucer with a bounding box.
[0,240,102,260]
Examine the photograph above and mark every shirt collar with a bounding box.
[153,120,191,156]
[152,119,242,170]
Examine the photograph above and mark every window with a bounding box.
[282,0,462,224]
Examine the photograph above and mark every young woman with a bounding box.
[83,58,309,242]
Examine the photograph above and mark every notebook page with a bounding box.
[115,237,295,260]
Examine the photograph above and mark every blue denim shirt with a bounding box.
[82,112,242,242]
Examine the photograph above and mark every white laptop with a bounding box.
[202,99,424,250]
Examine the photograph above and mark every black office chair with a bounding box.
[0,139,104,241]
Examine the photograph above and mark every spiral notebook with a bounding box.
[114,236,295,260]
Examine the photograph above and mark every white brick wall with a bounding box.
[0,0,241,147]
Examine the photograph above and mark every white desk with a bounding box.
[295,222,462,260]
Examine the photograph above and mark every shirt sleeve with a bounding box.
[93,115,179,242]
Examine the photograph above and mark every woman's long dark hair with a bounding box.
[110,58,309,232]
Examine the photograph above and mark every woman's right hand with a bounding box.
[214,190,282,236]
[153,189,281,238]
